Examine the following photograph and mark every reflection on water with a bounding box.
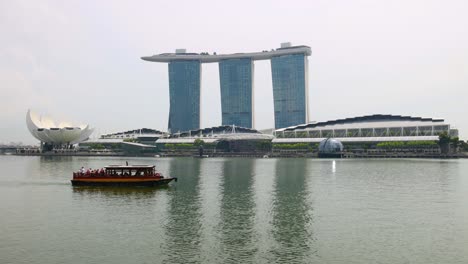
[72,186,163,198]
[163,158,202,263]
[270,158,316,263]
[197,158,224,263]
[1,156,467,264]
[219,159,256,263]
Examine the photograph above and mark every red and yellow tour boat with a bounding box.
[71,165,177,187]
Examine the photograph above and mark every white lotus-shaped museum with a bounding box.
[26,110,93,144]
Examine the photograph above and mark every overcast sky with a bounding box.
[2,0,467,144]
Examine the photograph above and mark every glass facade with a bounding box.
[271,54,308,129]
[219,59,253,128]
[168,60,201,133]
[275,124,450,139]
[319,139,344,153]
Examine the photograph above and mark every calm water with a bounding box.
[0,156,467,264]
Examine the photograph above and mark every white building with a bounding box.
[26,110,93,147]
[274,114,458,143]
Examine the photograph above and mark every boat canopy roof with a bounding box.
[104,165,155,170]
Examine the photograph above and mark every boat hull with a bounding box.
[71,177,177,187]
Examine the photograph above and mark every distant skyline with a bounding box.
[2,0,468,144]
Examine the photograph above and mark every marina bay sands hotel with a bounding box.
[141,43,311,133]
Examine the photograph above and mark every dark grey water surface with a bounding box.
[0,156,467,264]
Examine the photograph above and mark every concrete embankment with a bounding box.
[9,150,467,159]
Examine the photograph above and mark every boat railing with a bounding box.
[73,171,164,178]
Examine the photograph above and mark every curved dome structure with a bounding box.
[26,110,93,145]
[318,138,344,158]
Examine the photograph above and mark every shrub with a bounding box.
[89,143,105,150]
[194,139,205,147]
[273,143,311,150]
[376,141,437,149]
[256,140,272,150]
